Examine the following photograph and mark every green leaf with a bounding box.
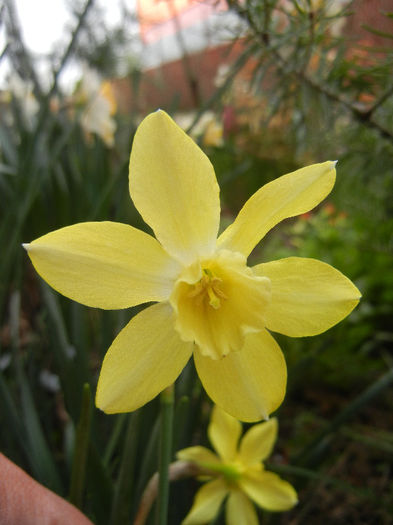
[294,367,393,466]
[69,383,93,508]
[110,411,141,525]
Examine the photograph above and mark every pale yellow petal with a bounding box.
[226,490,258,525]
[96,303,192,413]
[254,257,361,337]
[194,330,287,422]
[177,446,221,469]
[129,110,220,264]
[239,470,298,512]
[239,418,278,465]
[208,405,242,462]
[182,479,228,525]
[218,161,336,257]
[24,221,180,309]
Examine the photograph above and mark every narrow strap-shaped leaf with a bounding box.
[110,411,141,525]
[103,413,127,467]
[156,385,174,525]
[69,383,92,508]
[294,366,393,466]
[10,290,63,494]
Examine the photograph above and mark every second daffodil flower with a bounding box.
[24,110,360,421]
[178,406,297,524]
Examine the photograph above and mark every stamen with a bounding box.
[187,268,227,309]
[207,286,221,309]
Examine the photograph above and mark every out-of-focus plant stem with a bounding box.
[48,0,96,99]
[69,383,92,509]
[155,385,174,525]
[134,461,200,525]
[110,411,141,525]
[3,0,42,96]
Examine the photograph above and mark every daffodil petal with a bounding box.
[239,471,298,512]
[226,490,258,525]
[129,110,220,264]
[239,418,278,465]
[24,222,180,309]
[177,446,221,469]
[182,479,228,525]
[208,405,242,462]
[254,257,361,337]
[96,303,192,413]
[194,330,287,422]
[218,161,336,257]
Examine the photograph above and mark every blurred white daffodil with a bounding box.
[6,73,39,129]
[76,68,117,147]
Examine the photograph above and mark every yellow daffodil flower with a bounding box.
[178,406,297,524]
[23,110,360,421]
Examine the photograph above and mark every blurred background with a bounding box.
[0,0,392,523]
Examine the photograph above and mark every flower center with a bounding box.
[170,249,271,359]
[187,268,227,310]
[220,462,244,484]
[202,460,244,484]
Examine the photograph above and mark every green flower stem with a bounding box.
[156,385,174,525]
[135,461,199,525]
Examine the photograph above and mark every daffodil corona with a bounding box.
[171,249,271,360]
[177,406,297,524]
[24,110,361,421]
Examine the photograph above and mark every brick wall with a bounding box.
[112,0,392,114]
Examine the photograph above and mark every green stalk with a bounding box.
[156,385,174,525]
